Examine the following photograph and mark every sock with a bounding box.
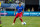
[13,17,17,23]
[20,18,23,22]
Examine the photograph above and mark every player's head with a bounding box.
[18,2,21,7]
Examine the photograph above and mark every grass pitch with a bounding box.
[1,16,40,27]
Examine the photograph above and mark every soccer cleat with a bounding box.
[21,22,24,24]
[12,23,14,25]
[13,23,14,24]
[21,22,26,25]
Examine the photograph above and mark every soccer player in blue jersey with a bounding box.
[13,2,24,24]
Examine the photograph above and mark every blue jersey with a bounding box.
[16,6,24,13]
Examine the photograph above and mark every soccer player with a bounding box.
[13,2,24,24]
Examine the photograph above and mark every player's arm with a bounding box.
[22,6,24,13]
[22,9,24,16]
[14,8,16,16]
[14,6,18,15]
[22,6,24,16]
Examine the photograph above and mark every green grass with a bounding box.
[1,16,40,27]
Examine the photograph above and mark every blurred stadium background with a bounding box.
[0,0,40,27]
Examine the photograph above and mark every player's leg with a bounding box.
[19,12,23,23]
[13,13,19,24]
